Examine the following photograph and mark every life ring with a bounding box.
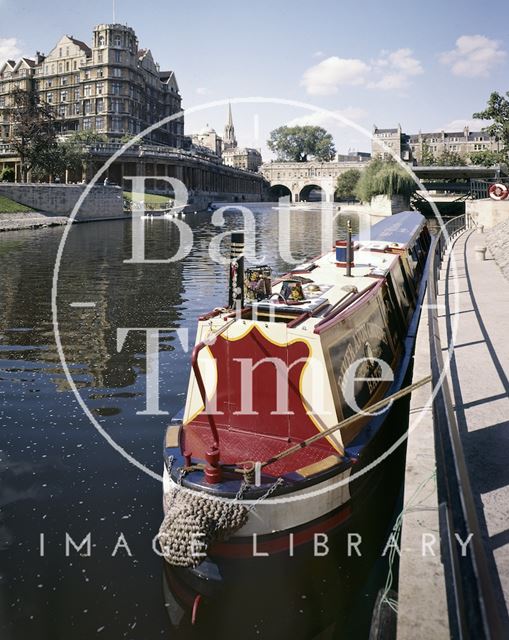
[488,183,508,200]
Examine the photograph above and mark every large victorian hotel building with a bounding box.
[0,23,184,148]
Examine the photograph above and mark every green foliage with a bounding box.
[267,125,335,162]
[419,143,466,167]
[434,150,466,166]
[468,149,507,166]
[0,167,15,182]
[335,168,361,200]
[473,91,509,150]
[355,160,416,202]
[420,141,435,166]
[5,88,56,182]
[67,130,108,145]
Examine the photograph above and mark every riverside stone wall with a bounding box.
[0,184,124,219]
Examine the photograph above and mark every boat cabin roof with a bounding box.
[208,212,425,325]
[362,210,425,248]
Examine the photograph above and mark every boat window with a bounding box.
[328,295,394,420]
[391,259,412,321]
[380,285,401,351]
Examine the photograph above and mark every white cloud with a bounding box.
[368,49,423,89]
[195,87,210,95]
[0,37,22,63]
[301,57,370,95]
[287,106,367,129]
[440,35,506,77]
[301,48,423,94]
[367,73,407,90]
[313,51,325,58]
[442,118,491,131]
[385,48,423,76]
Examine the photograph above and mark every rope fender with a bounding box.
[158,488,249,568]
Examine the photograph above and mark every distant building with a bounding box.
[190,104,262,172]
[408,127,500,163]
[372,124,500,164]
[223,146,262,172]
[0,23,184,147]
[191,125,223,156]
[223,103,237,150]
[221,104,262,171]
[371,124,412,162]
[335,150,371,163]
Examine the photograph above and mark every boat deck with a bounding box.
[181,423,340,478]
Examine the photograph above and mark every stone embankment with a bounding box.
[0,212,69,232]
[486,219,509,281]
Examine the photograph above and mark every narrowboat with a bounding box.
[159,211,431,637]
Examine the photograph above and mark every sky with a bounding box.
[1,0,509,158]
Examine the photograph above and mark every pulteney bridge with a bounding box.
[260,160,368,203]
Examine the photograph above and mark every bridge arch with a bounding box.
[299,183,325,202]
[268,183,292,202]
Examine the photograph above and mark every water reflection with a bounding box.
[0,205,374,640]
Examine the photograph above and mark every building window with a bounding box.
[114,35,122,47]
[84,84,92,97]
[96,98,103,113]
[115,50,122,63]
[83,117,92,130]
[112,98,121,113]
[61,90,67,102]
[59,105,66,117]
[59,48,62,58]
[111,82,121,95]
[113,67,122,78]
[74,103,80,115]
[47,92,53,104]
[47,80,53,88]
[95,116,104,130]
[97,51,103,63]
[83,99,92,114]
[97,69,104,78]
[112,116,122,132]
[73,60,77,70]
[97,82,104,95]
[98,35,105,47]
[75,88,80,99]
[58,63,63,73]
[61,76,67,85]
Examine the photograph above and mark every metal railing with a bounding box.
[427,215,505,639]
[470,178,509,200]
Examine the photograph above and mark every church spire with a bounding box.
[223,103,237,150]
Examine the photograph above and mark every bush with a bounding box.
[335,168,361,200]
[0,167,15,182]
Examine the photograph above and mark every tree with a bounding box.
[473,91,509,152]
[5,88,56,182]
[355,159,416,203]
[335,168,361,201]
[420,141,435,166]
[435,150,466,166]
[0,167,15,182]
[468,149,506,167]
[267,125,335,162]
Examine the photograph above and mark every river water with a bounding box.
[0,205,402,640]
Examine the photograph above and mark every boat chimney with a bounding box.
[229,232,245,312]
[346,219,353,277]
[335,219,355,274]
